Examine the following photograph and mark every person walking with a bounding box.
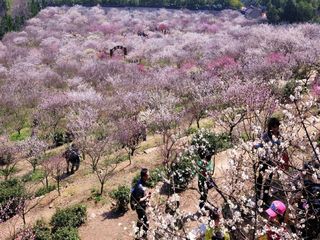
[197,153,214,210]
[254,117,289,204]
[131,168,151,239]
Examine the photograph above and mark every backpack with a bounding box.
[69,149,80,163]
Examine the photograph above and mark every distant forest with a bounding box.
[0,0,319,38]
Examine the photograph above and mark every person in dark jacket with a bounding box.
[254,117,285,204]
[131,168,151,239]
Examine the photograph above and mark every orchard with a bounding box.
[0,5,320,240]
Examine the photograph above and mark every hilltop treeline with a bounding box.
[0,0,319,39]
[248,0,320,23]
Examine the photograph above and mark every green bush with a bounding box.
[22,169,45,182]
[281,80,297,102]
[148,166,165,188]
[131,173,140,187]
[214,133,232,152]
[109,185,130,212]
[90,189,102,203]
[0,179,24,204]
[0,179,25,221]
[35,185,56,197]
[33,219,52,240]
[50,205,87,232]
[53,132,65,147]
[171,151,197,191]
[191,129,232,157]
[52,227,79,240]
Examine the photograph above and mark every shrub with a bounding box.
[148,166,165,188]
[131,166,164,188]
[50,205,87,232]
[109,185,130,212]
[53,132,64,147]
[0,179,25,221]
[214,133,232,152]
[90,189,102,203]
[191,129,232,157]
[171,151,197,191]
[35,185,56,197]
[52,227,79,240]
[191,129,217,158]
[0,179,24,204]
[131,172,140,187]
[281,80,297,102]
[33,219,52,240]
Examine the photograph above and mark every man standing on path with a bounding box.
[131,168,151,239]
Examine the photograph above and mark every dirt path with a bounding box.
[78,149,231,240]
[0,135,163,239]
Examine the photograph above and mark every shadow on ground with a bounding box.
[101,209,126,220]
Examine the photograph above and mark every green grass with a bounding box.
[10,127,31,141]
[89,189,102,203]
[115,154,129,163]
[22,169,45,182]
[186,126,198,135]
[139,134,161,152]
[156,58,172,67]
[200,118,214,129]
[0,166,19,177]
[35,185,56,197]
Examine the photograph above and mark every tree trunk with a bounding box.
[57,178,60,196]
[229,125,235,143]
[196,118,200,129]
[92,163,97,173]
[100,182,104,196]
[45,176,49,189]
[128,152,131,165]
[131,148,136,156]
[32,163,37,172]
[22,212,26,226]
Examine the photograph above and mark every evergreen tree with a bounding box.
[30,0,41,17]
[283,0,297,22]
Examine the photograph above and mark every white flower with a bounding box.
[289,95,295,102]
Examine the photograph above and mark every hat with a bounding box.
[266,200,286,218]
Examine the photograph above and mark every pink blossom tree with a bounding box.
[43,156,66,196]
[114,118,146,165]
[0,137,21,180]
[21,137,48,172]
